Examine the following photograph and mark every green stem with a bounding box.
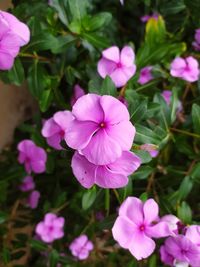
[170,128,200,139]
[105,189,110,216]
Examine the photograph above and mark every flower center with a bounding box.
[116,62,122,68]
[49,225,54,232]
[59,130,65,137]
[139,224,145,232]
[99,122,106,128]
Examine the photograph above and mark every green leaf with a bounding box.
[100,76,117,96]
[192,103,200,134]
[190,162,200,182]
[170,88,180,123]
[178,176,193,200]
[67,0,88,22]
[30,239,48,251]
[49,249,59,267]
[5,58,25,86]
[82,12,112,32]
[131,166,154,180]
[26,32,58,52]
[39,89,53,112]
[133,150,152,164]
[135,124,162,145]
[51,35,77,54]
[82,32,110,48]
[160,0,186,15]
[177,201,192,224]
[50,0,69,26]
[82,187,96,210]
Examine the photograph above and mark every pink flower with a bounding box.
[42,111,73,150]
[160,214,180,235]
[140,144,159,158]
[185,225,200,248]
[161,235,200,267]
[19,176,35,192]
[170,57,199,82]
[65,94,135,165]
[69,235,93,260]
[138,66,153,85]
[70,84,85,107]
[27,190,40,209]
[71,151,141,189]
[161,90,172,105]
[0,11,30,70]
[35,213,65,243]
[141,13,159,23]
[160,245,175,266]
[97,46,136,87]
[17,140,47,174]
[192,29,200,51]
[112,197,170,260]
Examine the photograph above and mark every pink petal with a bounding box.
[122,65,137,81]
[53,228,64,239]
[106,121,135,151]
[44,213,57,225]
[72,94,104,122]
[0,51,15,70]
[53,111,73,130]
[95,165,128,188]
[65,120,98,150]
[170,57,186,77]
[108,151,141,175]
[85,240,94,251]
[31,160,46,173]
[100,95,130,123]
[112,216,136,249]
[102,46,120,63]
[42,118,60,138]
[71,152,96,188]
[120,46,135,67]
[129,231,156,260]
[35,222,45,235]
[110,68,130,87]
[46,134,62,150]
[118,197,143,225]
[70,84,85,107]
[143,198,159,224]
[27,190,40,209]
[146,222,171,238]
[82,129,122,165]
[54,217,65,228]
[97,58,116,78]
[185,225,200,246]
[1,11,30,46]
[0,14,9,37]
[0,33,20,57]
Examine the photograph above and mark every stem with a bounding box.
[170,127,200,139]
[19,52,52,62]
[105,189,110,216]
[113,189,121,204]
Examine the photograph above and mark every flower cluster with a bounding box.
[112,197,200,265]
[0,10,30,70]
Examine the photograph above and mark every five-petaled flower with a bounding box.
[69,235,94,260]
[97,46,136,87]
[36,213,65,243]
[112,197,170,260]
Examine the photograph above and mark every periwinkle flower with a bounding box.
[69,235,93,260]
[65,94,135,165]
[162,90,172,106]
[27,190,40,209]
[161,235,200,267]
[70,84,85,107]
[17,140,47,174]
[192,29,200,51]
[138,66,153,85]
[42,111,73,150]
[0,11,30,70]
[71,151,141,189]
[19,176,35,192]
[36,213,65,243]
[97,46,136,87]
[170,57,199,82]
[112,197,170,260]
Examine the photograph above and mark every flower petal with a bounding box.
[82,129,122,165]
[72,94,104,122]
[71,152,96,188]
[146,222,171,238]
[53,111,73,130]
[143,198,159,224]
[106,121,135,151]
[46,134,62,150]
[97,58,116,78]
[110,68,130,87]
[120,46,135,67]
[112,216,136,249]
[95,166,128,188]
[42,118,60,138]
[0,51,15,70]
[118,197,143,225]
[102,46,120,62]
[65,120,98,150]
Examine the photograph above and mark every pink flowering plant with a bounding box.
[0,1,200,266]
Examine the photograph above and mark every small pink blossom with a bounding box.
[27,190,40,209]
[71,151,141,189]
[97,46,136,87]
[160,214,180,235]
[69,235,93,260]
[65,94,135,165]
[70,84,85,107]
[161,235,200,267]
[17,140,47,174]
[170,57,199,82]
[42,111,73,150]
[36,213,65,243]
[192,29,200,51]
[19,176,35,192]
[138,66,153,85]
[0,11,30,70]
[112,197,170,260]
[162,90,172,105]
[140,144,159,158]
[141,13,159,23]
